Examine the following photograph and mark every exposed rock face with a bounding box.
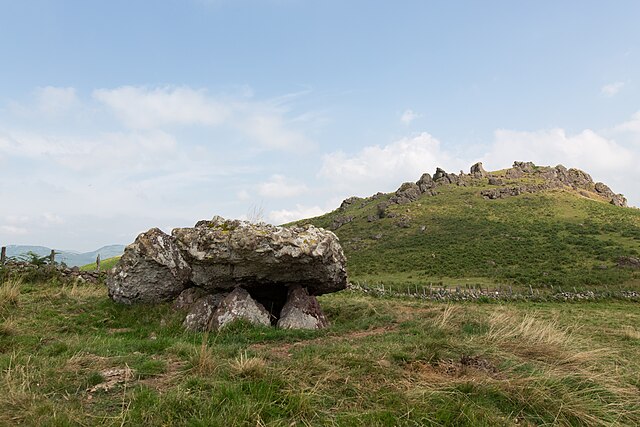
[481,161,627,206]
[331,215,354,230]
[172,216,347,295]
[108,217,347,330]
[209,288,271,330]
[173,287,207,310]
[389,182,421,204]
[183,293,227,331]
[107,228,191,304]
[617,256,640,269]
[277,285,329,329]
[470,162,487,178]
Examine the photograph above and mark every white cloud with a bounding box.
[241,113,311,150]
[601,82,625,97]
[400,109,420,125]
[93,86,230,129]
[268,204,326,225]
[483,128,633,174]
[614,111,640,134]
[236,189,251,201]
[35,86,79,115]
[319,132,462,194]
[257,174,308,198]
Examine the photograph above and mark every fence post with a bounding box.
[96,254,101,272]
[1,246,6,264]
[50,249,55,265]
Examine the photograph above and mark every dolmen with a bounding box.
[106,216,347,331]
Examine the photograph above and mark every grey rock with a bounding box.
[209,287,271,330]
[470,162,488,178]
[183,294,227,331]
[610,194,628,207]
[390,182,421,205]
[172,217,347,295]
[339,196,362,211]
[277,285,329,329]
[433,167,447,181]
[617,256,640,269]
[416,173,434,193]
[107,228,191,304]
[173,287,208,311]
[331,215,354,230]
[488,177,504,186]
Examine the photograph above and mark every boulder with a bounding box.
[209,288,271,330]
[171,216,347,296]
[107,228,191,304]
[611,194,628,207]
[183,294,227,331]
[173,287,208,311]
[390,182,421,204]
[277,285,329,329]
[470,162,487,178]
[416,173,434,193]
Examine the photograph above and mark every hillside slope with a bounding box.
[299,161,640,289]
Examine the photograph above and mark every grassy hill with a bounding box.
[80,255,122,272]
[299,163,640,291]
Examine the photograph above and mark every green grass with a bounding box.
[1,278,639,426]
[300,182,640,290]
[81,256,121,271]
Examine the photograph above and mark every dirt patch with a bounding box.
[250,326,397,358]
[407,355,500,383]
[139,358,188,391]
[88,367,134,394]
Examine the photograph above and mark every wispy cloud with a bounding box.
[400,109,420,125]
[601,81,625,97]
[257,174,308,198]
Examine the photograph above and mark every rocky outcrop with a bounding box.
[107,216,347,331]
[482,161,627,206]
[277,285,329,329]
[107,228,191,304]
[617,256,640,269]
[470,162,487,178]
[331,215,354,230]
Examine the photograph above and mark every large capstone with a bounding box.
[107,228,191,304]
[107,216,347,330]
[171,216,347,295]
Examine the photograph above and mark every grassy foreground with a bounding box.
[1,278,639,426]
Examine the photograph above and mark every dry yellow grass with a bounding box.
[191,333,217,375]
[230,351,266,379]
[0,278,21,311]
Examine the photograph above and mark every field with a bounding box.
[1,277,639,426]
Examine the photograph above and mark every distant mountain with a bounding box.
[4,244,126,267]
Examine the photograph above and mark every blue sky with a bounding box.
[1,0,640,250]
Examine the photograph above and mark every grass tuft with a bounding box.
[0,278,21,311]
[230,351,266,379]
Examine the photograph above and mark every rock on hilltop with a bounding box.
[107,216,347,331]
[334,161,627,225]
